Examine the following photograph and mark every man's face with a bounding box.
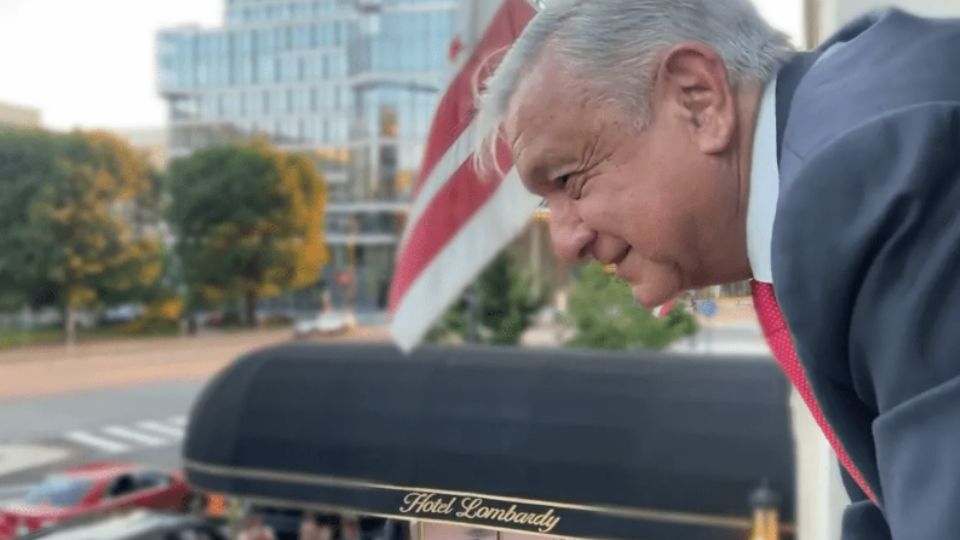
[505,50,746,308]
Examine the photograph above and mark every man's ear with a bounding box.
[653,42,736,154]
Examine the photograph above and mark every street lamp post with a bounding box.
[345,215,359,328]
[749,480,781,540]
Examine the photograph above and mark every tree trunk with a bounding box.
[244,291,258,328]
[64,305,76,346]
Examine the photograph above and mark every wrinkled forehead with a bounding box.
[504,54,566,145]
[504,60,597,181]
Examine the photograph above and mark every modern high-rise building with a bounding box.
[157,0,455,311]
[0,101,42,130]
[112,128,169,171]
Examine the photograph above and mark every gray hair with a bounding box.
[474,0,795,175]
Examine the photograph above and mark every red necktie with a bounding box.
[751,280,879,505]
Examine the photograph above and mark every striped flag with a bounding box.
[652,298,679,319]
[389,0,539,352]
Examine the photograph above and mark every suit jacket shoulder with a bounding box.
[779,8,960,168]
[773,83,960,540]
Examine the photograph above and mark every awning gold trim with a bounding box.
[185,458,793,533]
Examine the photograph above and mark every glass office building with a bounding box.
[157,0,455,311]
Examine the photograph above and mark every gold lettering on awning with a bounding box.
[399,492,561,534]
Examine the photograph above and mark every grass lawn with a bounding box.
[0,319,292,352]
[0,325,181,351]
[0,327,63,350]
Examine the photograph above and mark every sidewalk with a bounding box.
[0,327,389,401]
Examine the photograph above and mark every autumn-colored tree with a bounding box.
[167,142,328,325]
[0,129,166,343]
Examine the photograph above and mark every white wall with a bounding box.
[791,392,848,540]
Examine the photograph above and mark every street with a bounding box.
[0,327,392,504]
[0,380,202,501]
[668,322,772,356]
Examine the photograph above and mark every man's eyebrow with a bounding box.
[516,150,555,195]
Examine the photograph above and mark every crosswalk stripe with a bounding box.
[65,431,130,454]
[137,421,185,439]
[102,426,167,447]
[168,416,188,427]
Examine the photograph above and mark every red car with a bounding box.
[0,462,195,539]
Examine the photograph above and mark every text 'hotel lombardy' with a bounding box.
[399,492,562,534]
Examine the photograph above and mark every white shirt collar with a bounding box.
[746,76,780,284]
[745,45,849,284]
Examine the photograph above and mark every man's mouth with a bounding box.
[608,247,632,279]
[606,246,631,269]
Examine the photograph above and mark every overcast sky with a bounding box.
[0,0,803,131]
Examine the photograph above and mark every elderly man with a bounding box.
[475,1,960,539]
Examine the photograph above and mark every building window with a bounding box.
[286,88,294,113]
[294,25,309,49]
[273,89,284,113]
[261,28,274,53]
[262,90,270,114]
[297,88,309,113]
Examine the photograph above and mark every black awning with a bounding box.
[183,344,794,540]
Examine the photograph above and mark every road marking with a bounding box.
[137,421,185,439]
[102,426,167,447]
[61,416,189,455]
[65,431,130,454]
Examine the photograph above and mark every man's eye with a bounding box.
[556,174,571,187]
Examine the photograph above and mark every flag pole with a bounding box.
[388,0,540,352]
[459,0,540,346]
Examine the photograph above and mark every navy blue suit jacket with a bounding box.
[771,8,960,539]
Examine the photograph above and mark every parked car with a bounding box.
[0,462,196,539]
[17,510,228,540]
[292,311,352,339]
[102,304,145,325]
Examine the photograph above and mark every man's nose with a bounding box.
[547,201,594,264]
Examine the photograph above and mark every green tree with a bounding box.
[167,141,328,325]
[427,252,547,345]
[564,262,697,350]
[0,129,166,343]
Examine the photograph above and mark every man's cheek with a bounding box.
[580,202,622,234]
